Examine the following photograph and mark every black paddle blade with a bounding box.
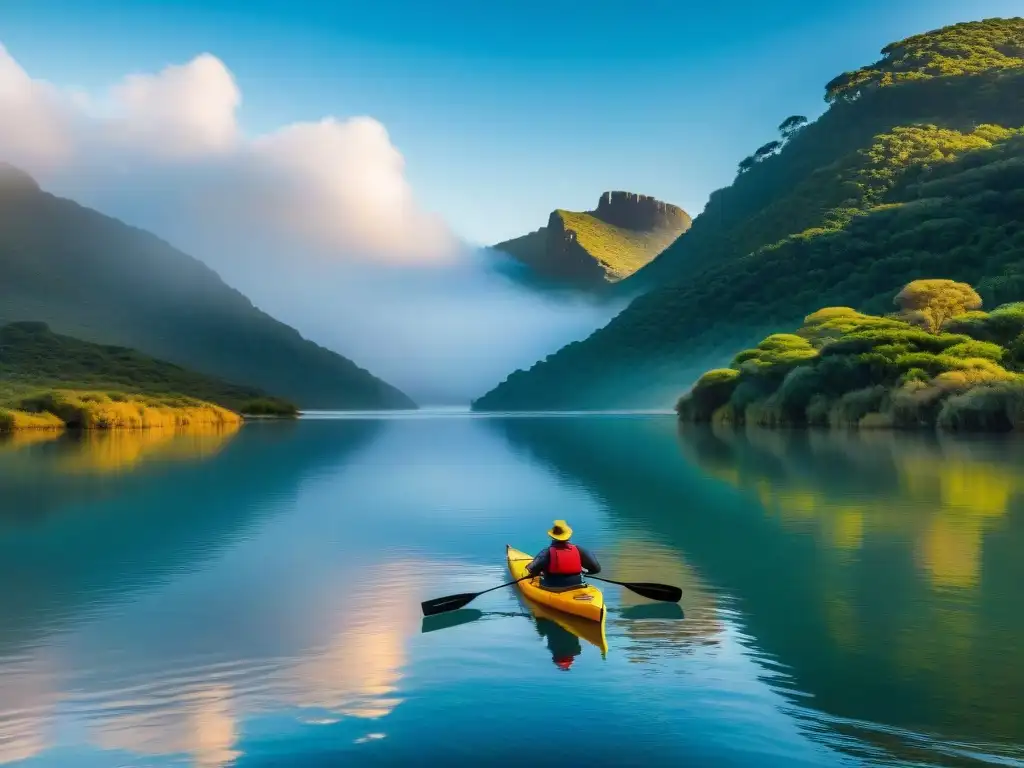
[623,582,682,603]
[421,592,480,617]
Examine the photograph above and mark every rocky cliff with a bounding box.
[492,191,690,290]
[594,190,690,232]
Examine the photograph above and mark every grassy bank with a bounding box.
[0,321,299,419]
[0,389,244,433]
[676,280,1024,433]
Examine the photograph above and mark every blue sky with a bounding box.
[2,0,1021,245]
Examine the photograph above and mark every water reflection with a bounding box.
[678,426,1024,594]
[0,430,63,454]
[0,562,418,767]
[0,652,58,764]
[0,422,241,474]
[420,609,484,634]
[494,416,1024,765]
[5,414,1024,767]
[676,424,1024,761]
[0,419,384,766]
[0,424,244,524]
[519,595,606,665]
[54,423,241,475]
[609,536,722,662]
[89,684,240,768]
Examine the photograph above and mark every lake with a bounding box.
[1,413,1023,767]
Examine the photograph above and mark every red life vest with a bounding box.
[548,544,582,575]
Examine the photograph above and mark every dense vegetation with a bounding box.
[0,390,243,432]
[676,280,1024,432]
[0,165,415,410]
[825,17,1024,103]
[473,17,1024,411]
[492,192,691,289]
[0,321,297,420]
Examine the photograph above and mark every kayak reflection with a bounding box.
[519,595,608,665]
[533,615,582,670]
[419,598,609,670]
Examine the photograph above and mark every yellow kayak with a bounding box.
[506,544,605,624]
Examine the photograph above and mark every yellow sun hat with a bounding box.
[547,519,573,541]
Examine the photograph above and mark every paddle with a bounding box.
[584,575,682,604]
[420,574,533,617]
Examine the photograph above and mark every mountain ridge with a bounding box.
[0,166,416,410]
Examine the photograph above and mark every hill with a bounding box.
[0,166,416,410]
[492,191,691,289]
[473,17,1024,411]
[0,320,296,416]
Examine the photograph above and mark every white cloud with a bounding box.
[105,53,241,157]
[0,43,454,263]
[0,43,619,403]
[0,45,74,171]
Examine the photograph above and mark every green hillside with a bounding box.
[492,191,691,289]
[0,321,296,416]
[473,17,1024,411]
[676,284,1024,432]
[0,166,415,410]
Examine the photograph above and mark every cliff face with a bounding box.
[594,190,690,232]
[492,191,691,290]
[541,211,610,286]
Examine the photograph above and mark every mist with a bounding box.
[0,44,625,405]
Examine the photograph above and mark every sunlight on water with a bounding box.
[53,424,242,475]
[0,431,64,454]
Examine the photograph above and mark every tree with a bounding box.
[894,279,983,333]
[754,141,782,160]
[778,115,808,140]
[737,155,757,174]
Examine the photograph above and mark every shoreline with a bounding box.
[0,391,243,434]
[676,417,1024,435]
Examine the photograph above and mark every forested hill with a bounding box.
[472,17,1024,411]
[0,166,416,410]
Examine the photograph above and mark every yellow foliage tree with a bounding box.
[893,279,982,333]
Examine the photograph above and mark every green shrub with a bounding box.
[239,398,300,417]
[945,303,1024,345]
[829,386,889,428]
[898,367,930,385]
[944,340,1004,361]
[936,382,1024,431]
[888,381,948,428]
[805,395,833,426]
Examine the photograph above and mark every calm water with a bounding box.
[1,414,1023,767]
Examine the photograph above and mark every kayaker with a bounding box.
[525,519,601,590]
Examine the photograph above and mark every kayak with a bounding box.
[506,544,605,624]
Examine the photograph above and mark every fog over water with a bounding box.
[0,43,625,404]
